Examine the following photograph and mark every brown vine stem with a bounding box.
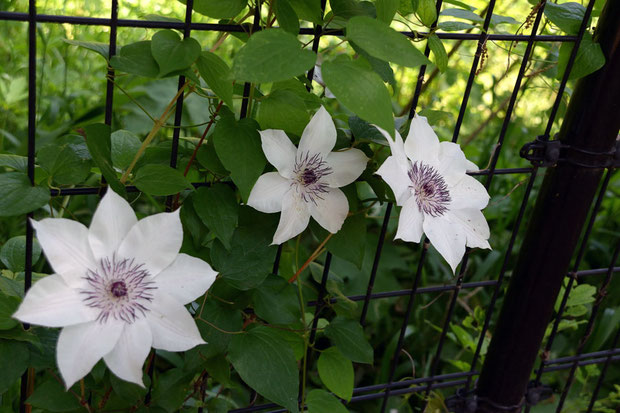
[288,233,333,283]
[120,79,191,184]
[171,100,224,209]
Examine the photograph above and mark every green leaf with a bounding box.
[110,41,160,77]
[416,0,437,27]
[490,13,519,26]
[212,110,266,201]
[440,8,483,22]
[330,0,374,19]
[196,137,229,176]
[27,379,82,411]
[0,173,50,217]
[557,32,605,80]
[376,0,399,23]
[37,140,92,185]
[0,154,28,172]
[288,0,323,23]
[324,316,373,364]
[196,51,234,108]
[258,89,310,136]
[317,347,354,401]
[1,236,41,273]
[196,299,243,358]
[306,389,349,413]
[253,275,300,324]
[210,226,277,290]
[326,213,366,268]
[322,57,394,136]
[229,326,299,412]
[232,29,317,83]
[350,42,396,87]
[427,34,448,73]
[83,123,126,196]
[275,0,301,34]
[349,116,388,145]
[346,16,430,68]
[0,339,29,394]
[151,30,201,77]
[63,39,109,60]
[544,1,586,35]
[111,129,142,170]
[133,164,193,196]
[566,283,597,307]
[0,293,20,330]
[191,0,248,18]
[438,21,475,31]
[193,184,238,249]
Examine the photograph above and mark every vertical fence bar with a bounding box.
[556,239,620,410]
[20,1,37,412]
[475,1,620,410]
[104,0,118,127]
[451,0,496,143]
[525,169,615,413]
[464,0,547,393]
[165,0,193,211]
[586,326,620,412]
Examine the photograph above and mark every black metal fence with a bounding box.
[1,0,618,412]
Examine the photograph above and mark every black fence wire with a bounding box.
[1,0,618,412]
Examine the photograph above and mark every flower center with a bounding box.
[81,255,156,324]
[292,151,333,205]
[408,161,451,217]
[110,281,128,297]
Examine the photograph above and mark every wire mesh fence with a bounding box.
[0,0,618,411]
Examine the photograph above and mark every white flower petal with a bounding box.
[146,291,205,352]
[272,190,311,245]
[117,210,183,276]
[13,274,97,327]
[437,141,476,185]
[88,189,138,262]
[298,106,336,157]
[247,172,291,213]
[451,208,491,250]
[376,155,412,206]
[323,149,368,188]
[395,197,424,243]
[405,114,440,165]
[449,175,490,210]
[373,125,408,168]
[155,253,217,305]
[423,215,466,274]
[309,187,349,234]
[103,318,152,387]
[259,129,297,179]
[31,218,97,288]
[57,320,123,389]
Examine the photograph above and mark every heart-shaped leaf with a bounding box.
[151,30,201,77]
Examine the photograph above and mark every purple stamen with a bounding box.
[408,161,451,217]
[292,151,333,205]
[81,255,156,324]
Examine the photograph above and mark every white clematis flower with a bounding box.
[248,106,368,245]
[13,189,217,388]
[375,115,491,273]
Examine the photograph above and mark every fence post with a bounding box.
[474,1,620,411]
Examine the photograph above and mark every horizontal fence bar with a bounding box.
[228,349,620,413]
[0,11,579,42]
[306,264,619,306]
[545,348,620,366]
[307,280,498,306]
[542,355,620,373]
